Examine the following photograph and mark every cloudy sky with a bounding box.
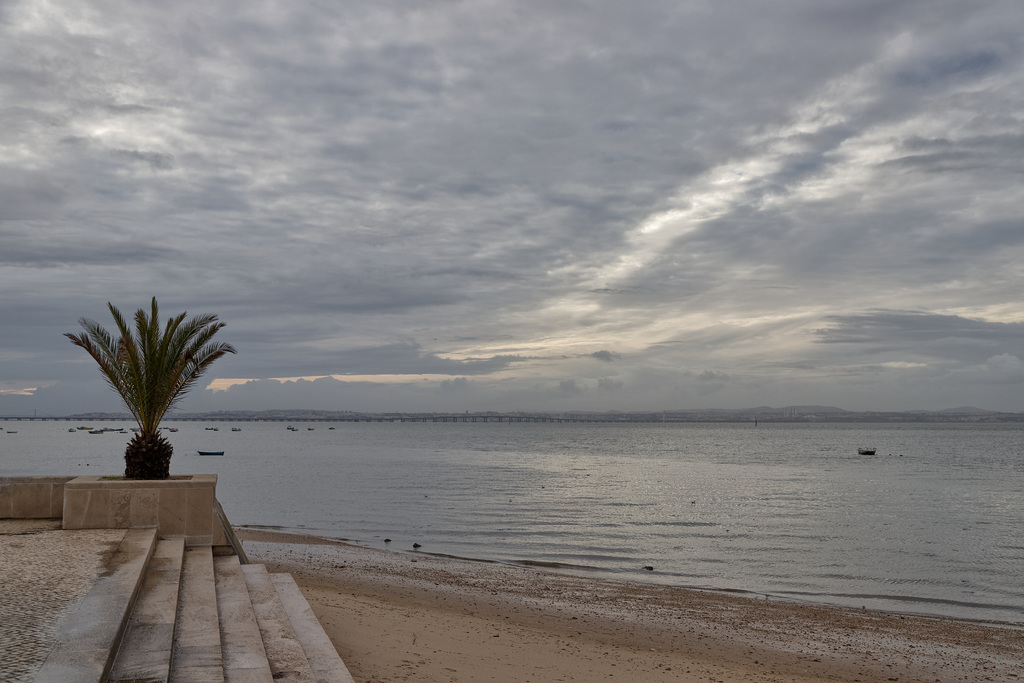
[2,0,1024,416]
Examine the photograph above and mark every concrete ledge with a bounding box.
[242,564,317,681]
[34,527,158,683]
[63,475,219,546]
[0,476,74,518]
[270,572,356,683]
[214,555,273,681]
[171,546,225,682]
[109,538,186,683]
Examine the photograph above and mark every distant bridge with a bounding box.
[0,413,691,424]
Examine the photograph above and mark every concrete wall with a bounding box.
[62,474,227,546]
[1,474,230,547]
[0,476,73,518]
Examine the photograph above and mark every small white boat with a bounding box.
[857,447,877,455]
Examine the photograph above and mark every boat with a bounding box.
[69,428,77,432]
[857,448,877,455]
[231,427,241,432]
[89,430,105,434]
[197,450,224,456]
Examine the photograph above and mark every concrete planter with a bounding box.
[62,474,227,546]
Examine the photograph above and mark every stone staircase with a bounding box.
[33,527,355,683]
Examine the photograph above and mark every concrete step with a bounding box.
[214,555,273,682]
[270,572,356,683]
[242,564,317,682]
[34,527,158,683]
[109,537,186,683]
[170,546,224,682]
[32,527,352,683]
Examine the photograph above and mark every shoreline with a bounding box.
[237,526,1020,629]
[238,528,1024,682]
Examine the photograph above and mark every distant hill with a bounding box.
[48,405,1022,423]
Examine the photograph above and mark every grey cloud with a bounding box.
[815,311,1024,364]
[3,1,1024,414]
[59,136,90,146]
[111,149,176,170]
[0,236,178,268]
[965,354,1024,384]
[893,47,1008,88]
[439,377,471,393]
[228,342,524,379]
[699,370,729,382]
[558,379,584,396]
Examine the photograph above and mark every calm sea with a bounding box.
[2,420,1022,625]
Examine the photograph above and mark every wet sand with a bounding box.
[237,528,1023,682]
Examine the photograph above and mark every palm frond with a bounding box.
[67,296,236,449]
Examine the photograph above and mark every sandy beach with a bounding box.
[237,529,1023,682]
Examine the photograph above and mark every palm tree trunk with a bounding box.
[124,432,173,479]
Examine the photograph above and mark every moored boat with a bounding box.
[197,450,224,456]
[857,447,877,455]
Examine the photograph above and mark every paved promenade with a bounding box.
[0,520,129,682]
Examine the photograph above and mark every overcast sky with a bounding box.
[2,0,1024,416]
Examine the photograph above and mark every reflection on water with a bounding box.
[3,420,1022,623]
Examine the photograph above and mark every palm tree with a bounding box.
[66,297,236,479]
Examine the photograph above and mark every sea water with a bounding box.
[2,420,1022,624]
